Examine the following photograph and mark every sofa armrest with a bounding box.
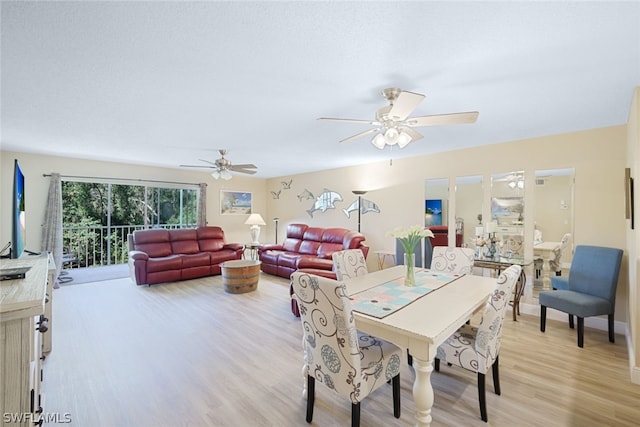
[359,244,370,259]
[258,244,283,253]
[129,250,149,261]
[223,243,244,252]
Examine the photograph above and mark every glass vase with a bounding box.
[404,252,416,286]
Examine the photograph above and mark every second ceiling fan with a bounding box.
[318,87,479,149]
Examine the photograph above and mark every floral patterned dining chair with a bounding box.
[332,249,368,280]
[430,246,475,274]
[434,264,521,422]
[291,271,402,427]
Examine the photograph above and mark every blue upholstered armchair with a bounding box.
[539,245,623,348]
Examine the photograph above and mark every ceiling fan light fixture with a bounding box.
[397,131,412,148]
[221,170,232,180]
[384,127,399,144]
[211,170,220,180]
[371,133,386,149]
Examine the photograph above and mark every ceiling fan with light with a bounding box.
[179,149,257,180]
[318,88,479,149]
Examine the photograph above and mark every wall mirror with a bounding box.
[455,175,483,248]
[533,168,574,244]
[491,171,525,258]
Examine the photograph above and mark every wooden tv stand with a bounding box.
[0,254,55,426]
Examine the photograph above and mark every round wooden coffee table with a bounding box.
[220,259,261,294]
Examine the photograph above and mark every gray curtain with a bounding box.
[41,173,63,287]
[197,183,207,227]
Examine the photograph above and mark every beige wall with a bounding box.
[627,87,640,380]
[266,125,629,315]
[0,152,267,248]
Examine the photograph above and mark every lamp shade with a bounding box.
[244,214,266,226]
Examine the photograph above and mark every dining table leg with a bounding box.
[412,356,435,426]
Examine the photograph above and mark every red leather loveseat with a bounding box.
[258,223,369,280]
[128,227,243,286]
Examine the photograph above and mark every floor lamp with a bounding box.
[352,190,367,232]
[273,217,279,244]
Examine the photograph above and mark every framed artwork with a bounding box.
[491,196,524,222]
[625,168,634,229]
[220,190,252,215]
[425,199,443,226]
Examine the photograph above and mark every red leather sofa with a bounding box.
[128,227,243,286]
[258,224,369,280]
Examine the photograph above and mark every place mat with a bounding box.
[349,269,463,318]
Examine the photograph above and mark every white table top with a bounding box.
[344,265,495,356]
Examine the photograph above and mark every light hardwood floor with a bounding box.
[41,272,640,426]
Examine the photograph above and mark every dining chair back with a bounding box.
[549,233,572,273]
[291,271,402,426]
[332,249,368,280]
[435,264,521,422]
[539,245,623,347]
[430,246,475,274]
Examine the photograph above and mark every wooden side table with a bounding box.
[243,243,260,261]
[373,250,396,270]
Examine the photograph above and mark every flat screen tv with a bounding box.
[12,159,26,259]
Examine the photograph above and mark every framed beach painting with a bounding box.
[220,190,252,215]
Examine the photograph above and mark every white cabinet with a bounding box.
[0,254,54,427]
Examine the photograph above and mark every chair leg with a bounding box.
[608,314,615,343]
[306,375,315,423]
[434,358,440,372]
[477,372,487,422]
[491,355,501,395]
[577,317,584,348]
[351,402,360,427]
[569,314,574,329]
[540,305,546,332]
[392,374,401,418]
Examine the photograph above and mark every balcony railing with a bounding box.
[63,223,194,268]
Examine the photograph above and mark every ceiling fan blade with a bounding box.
[398,126,423,143]
[179,164,215,168]
[408,111,479,127]
[340,128,381,143]
[318,117,380,126]
[230,163,257,170]
[198,158,218,166]
[388,91,425,121]
[229,167,257,175]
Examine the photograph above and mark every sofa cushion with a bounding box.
[282,238,303,252]
[279,252,301,269]
[197,226,226,252]
[299,240,321,255]
[317,242,343,259]
[146,255,182,273]
[323,228,348,244]
[259,250,282,265]
[133,229,172,258]
[170,229,200,254]
[181,252,210,268]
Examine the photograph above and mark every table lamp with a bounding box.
[245,213,266,244]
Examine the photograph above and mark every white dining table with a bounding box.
[534,241,561,289]
[343,265,496,427]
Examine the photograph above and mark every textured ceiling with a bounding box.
[2,1,639,178]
